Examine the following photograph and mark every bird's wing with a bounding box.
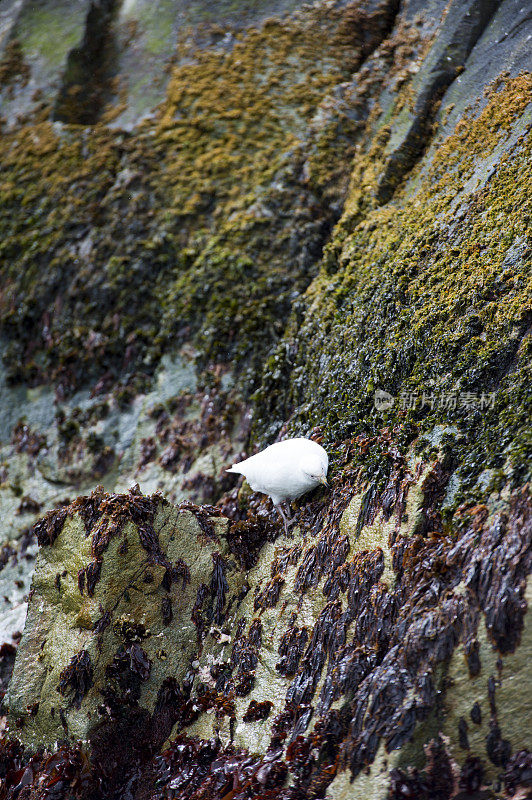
[227,451,264,479]
[226,438,327,481]
[242,451,304,494]
[226,451,258,475]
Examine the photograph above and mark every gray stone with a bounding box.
[376,0,500,202]
[0,1,91,127]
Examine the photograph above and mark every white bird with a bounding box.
[226,437,329,533]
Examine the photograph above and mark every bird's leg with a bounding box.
[276,504,290,536]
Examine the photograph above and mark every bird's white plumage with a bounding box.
[226,437,328,506]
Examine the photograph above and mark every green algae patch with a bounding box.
[15,3,87,67]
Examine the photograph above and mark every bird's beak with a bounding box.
[318,476,329,488]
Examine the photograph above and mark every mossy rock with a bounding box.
[6,488,235,750]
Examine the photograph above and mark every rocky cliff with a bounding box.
[0,1,531,798]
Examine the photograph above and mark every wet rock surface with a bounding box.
[6,487,234,748]
[3,477,531,798]
[0,0,531,797]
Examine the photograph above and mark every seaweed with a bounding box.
[83,560,101,598]
[104,643,152,710]
[231,619,262,697]
[162,596,173,625]
[93,611,111,636]
[57,650,94,709]
[254,574,285,612]
[179,501,220,541]
[0,643,17,702]
[458,755,484,794]
[276,627,309,679]
[226,515,277,570]
[0,742,92,799]
[16,495,42,515]
[10,420,46,457]
[388,737,454,800]
[503,750,532,796]
[458,717,469,750]
[33,508,68,548]
[470,702,482,726]
[191,583,209,642]
[486,721,512,768]
[210,552,228,625]
[243,700,274,723]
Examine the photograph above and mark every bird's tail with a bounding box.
[226,465,242,474]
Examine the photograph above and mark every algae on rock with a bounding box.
[7,488,236,751]
[0,0,531,797]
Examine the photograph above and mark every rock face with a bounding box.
[0,0,305,129]
[7,488,234,750]
[0,0,531,798]
[6,480,531,798]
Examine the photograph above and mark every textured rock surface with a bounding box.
[0,0,92,125]
[7,488,235,749]
[6,478,531,798]
[0,0,531,797]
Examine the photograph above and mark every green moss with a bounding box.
[254,74,532,512]
[16,5,85,66]
[0,2,380,398]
